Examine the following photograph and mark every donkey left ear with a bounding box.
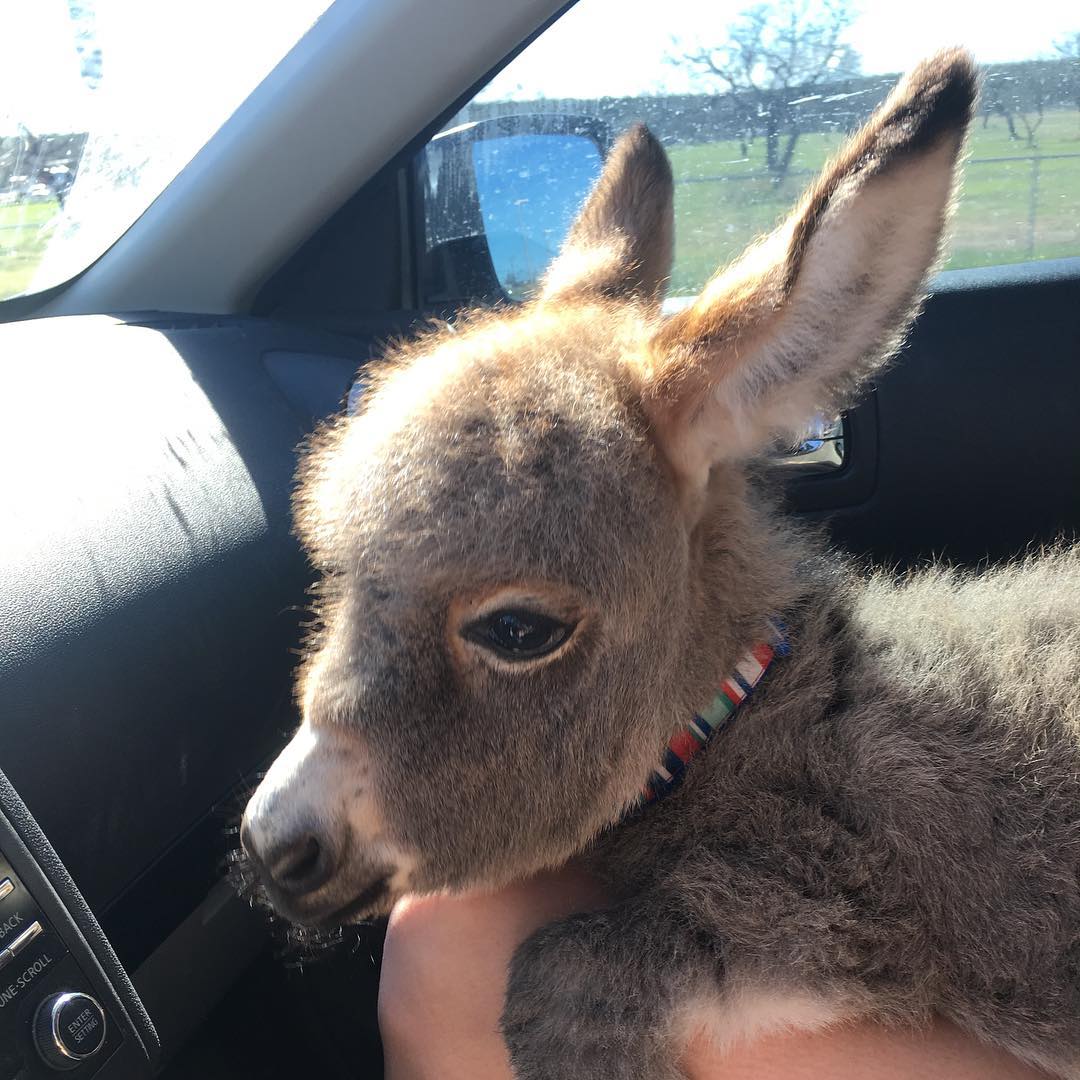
[642,49,978,499]
[539,124,675,306]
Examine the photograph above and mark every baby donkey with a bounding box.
[241,50,1080,1078]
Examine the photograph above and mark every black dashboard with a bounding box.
[0,314,374,1075]
[0,770,155,1078]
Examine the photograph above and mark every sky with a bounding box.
[1,0,1076,134]
[480,0,1079,100]
[0,0,333,133]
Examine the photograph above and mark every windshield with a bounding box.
[0,0,334,302]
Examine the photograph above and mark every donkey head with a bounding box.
[242,51,976,927]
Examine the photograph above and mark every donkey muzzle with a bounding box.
[241,723,408,925]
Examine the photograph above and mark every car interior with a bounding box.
[1,1,1078,1077]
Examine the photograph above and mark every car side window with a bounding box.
[417,0,1080,303]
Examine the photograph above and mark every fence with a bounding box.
[671,151,1080,265]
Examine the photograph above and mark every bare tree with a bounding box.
[980,74,1021,141]
[669,0,861,182]
[1016,76,1047,149]
[1054,32,1080,62]
[1053,32,1080,118]
[982,65,1052,150]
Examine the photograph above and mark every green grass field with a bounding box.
[0,200,58,299]
[2,110,1079,301]
[667,109,1080,295]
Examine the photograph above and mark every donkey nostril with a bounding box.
[276,836,319,881]
[268,833,335,896]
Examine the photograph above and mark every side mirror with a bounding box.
[418,114,609,303]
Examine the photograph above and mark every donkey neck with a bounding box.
[694,468,808,634]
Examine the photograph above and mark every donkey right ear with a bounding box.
[539,124,675,306]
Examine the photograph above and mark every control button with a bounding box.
[0,919,45,972]
[7,920,42,956]
[33,991,107,1070]
[0,879,13,903]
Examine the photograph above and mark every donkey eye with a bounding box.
[464,610,573,662]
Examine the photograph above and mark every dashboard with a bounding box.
[0,313,374,1075]
[0,770,154,1078]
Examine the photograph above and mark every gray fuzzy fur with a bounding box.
[523,545,1080,1078]
[243,49,1080,1077]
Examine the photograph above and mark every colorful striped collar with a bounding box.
[640,625,789,806]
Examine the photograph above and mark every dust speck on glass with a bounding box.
[419,0,1080,305]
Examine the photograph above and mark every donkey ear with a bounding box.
[643,49,978,496]
[539,124,675,305]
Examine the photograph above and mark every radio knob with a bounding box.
[33,991,106,1070]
